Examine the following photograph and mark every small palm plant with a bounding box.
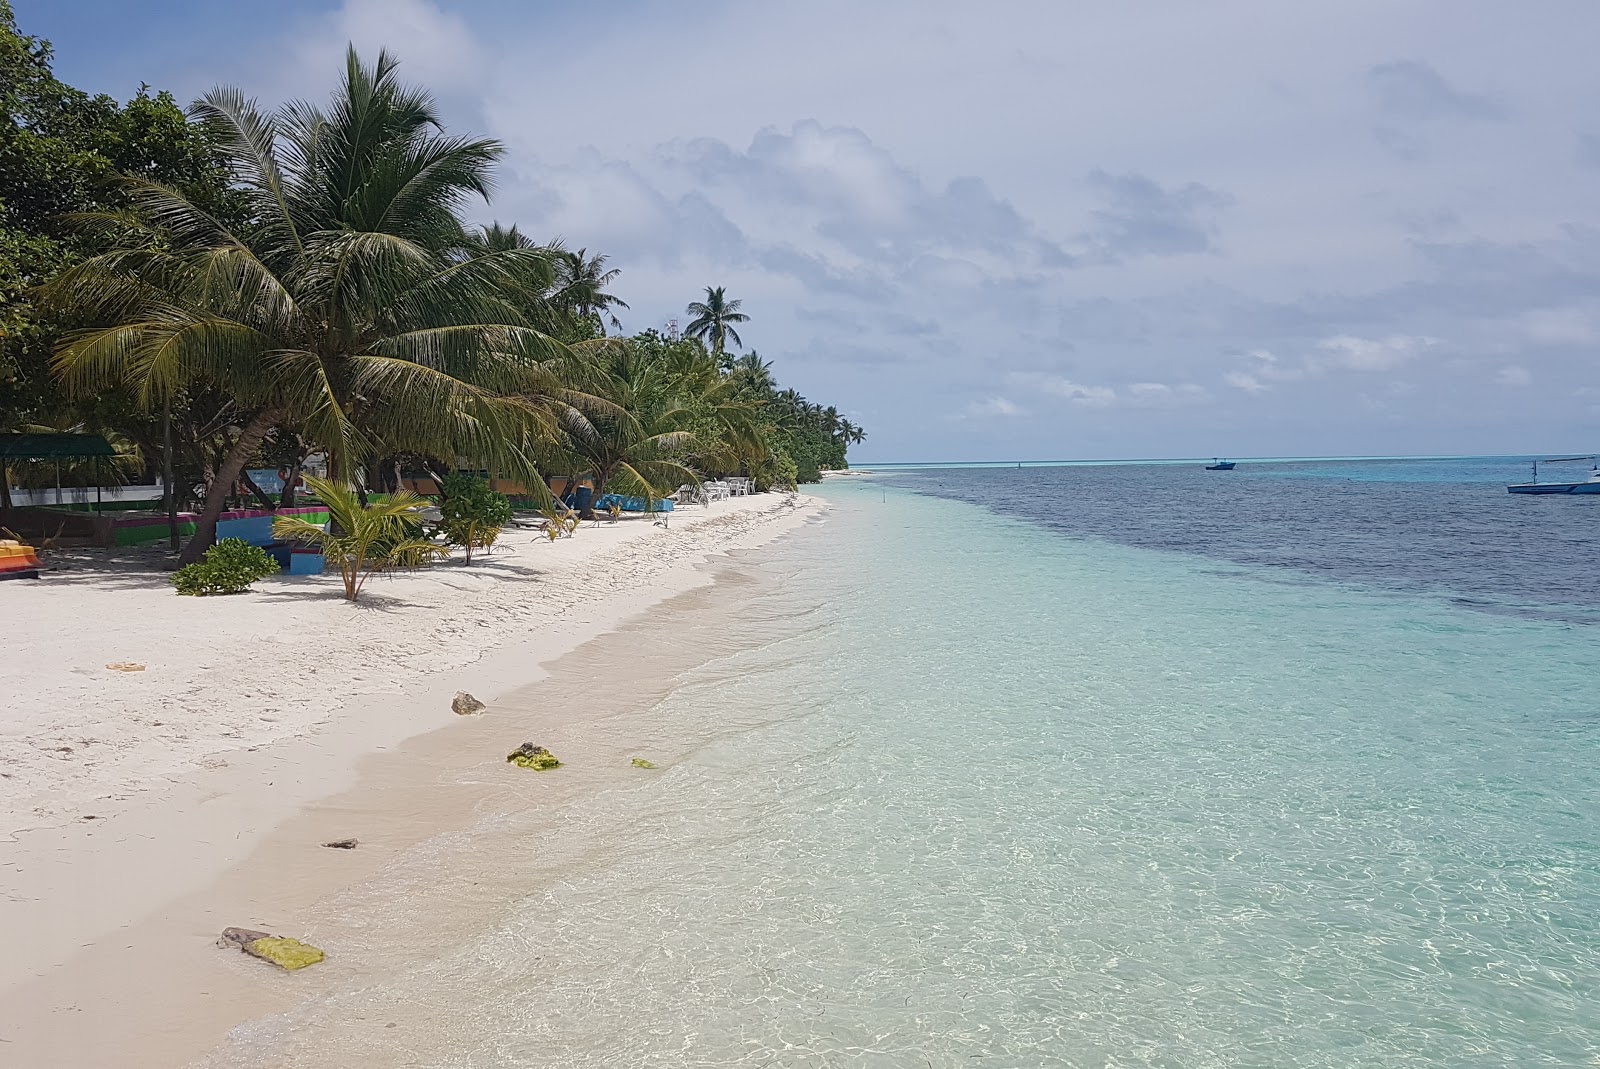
[272,477,448,601]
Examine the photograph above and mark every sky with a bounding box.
[19,0,1600,462]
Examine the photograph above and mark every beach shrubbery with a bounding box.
[171,539,279,596]
[436,475,512,563]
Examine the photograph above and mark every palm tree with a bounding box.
[272,476,447,601]
[684,286,749,357]
[47,48,569,563]
[550,338,756,517]
[554,248,629,334]
[728,351,775,396]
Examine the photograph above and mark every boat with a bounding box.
[1205,458,1236,470]
[1507,456,1600,494]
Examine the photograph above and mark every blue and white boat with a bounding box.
[1507,456,1600,494]
[1205,458,1236,471]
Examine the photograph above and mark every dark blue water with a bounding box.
[884,457,1600,625]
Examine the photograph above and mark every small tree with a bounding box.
[436,474,513,563]
[272,477,447,601]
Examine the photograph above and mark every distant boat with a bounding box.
[1205,459,1236,471]
[1508,456,1600,494]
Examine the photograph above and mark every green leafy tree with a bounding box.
[0,0,234,434]
[436,473,512,563]
[272,476,447,601]
[47,48,572,563]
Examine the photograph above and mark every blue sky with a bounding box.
[19,0,1600,462]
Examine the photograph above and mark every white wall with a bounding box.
[7,482,165,507]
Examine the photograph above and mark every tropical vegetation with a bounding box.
[271,477,447,601]
[170,537,279,595]
[0,4,863,581]
[435,474,512,563]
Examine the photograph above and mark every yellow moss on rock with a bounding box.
[630,758,657,769]
[506,743,561,770]
[246,936,326,971]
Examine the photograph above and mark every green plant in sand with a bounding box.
[170,538,279,595]
[436,474,512,563]
[536,500,579,541]
[272,476,447,601]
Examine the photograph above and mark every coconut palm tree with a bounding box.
[272,476,447,601]
[728,351,775,396]
[47,48,570,562]
[554,248,629,334]
[550,337,757,517]
[684,286,748,357]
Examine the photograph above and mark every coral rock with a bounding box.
[506,743,561,770]
[451,691,487,715]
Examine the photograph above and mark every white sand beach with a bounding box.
[0,492,819,1066]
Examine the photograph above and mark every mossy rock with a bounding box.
[507,743,561,770]
[245,936,325,971]
[630,757,657,769]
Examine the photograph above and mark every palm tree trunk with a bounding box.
[178,408,282,565]
[279,451,306,508]
[239,469,277,511]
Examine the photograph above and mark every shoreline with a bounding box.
[0,492,822,1066]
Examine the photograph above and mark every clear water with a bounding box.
[205,466,1600,1068]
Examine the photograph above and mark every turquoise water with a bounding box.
[209,480,1599,1067]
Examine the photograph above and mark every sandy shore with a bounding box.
[0,491,819,1066]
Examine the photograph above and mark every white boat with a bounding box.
[1507,456,1600,494]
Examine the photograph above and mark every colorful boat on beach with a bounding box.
[0,539,42,579]
[1507,456,1600,494]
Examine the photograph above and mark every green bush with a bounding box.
[436,474,513,563]
[172,538,280,596]
[753,448,798,491]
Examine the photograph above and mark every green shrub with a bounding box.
[172,538,280,596]
[436,474,513,563]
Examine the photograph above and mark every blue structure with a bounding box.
[596,493,673,513]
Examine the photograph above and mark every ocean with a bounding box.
[205,458,1600,1068]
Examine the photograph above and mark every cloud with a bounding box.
[1316,334,1439,372]
[1495,364,1532,386]
[670,121,1069,271]
[1127,382,1211,408]
[1081,171,1233,260]
[1225,371,1270,394]
[961,396,1026,419]
[1036,376,1118,407]
[1367,60,1503,122]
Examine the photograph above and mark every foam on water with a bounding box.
[203,477,1600,1068]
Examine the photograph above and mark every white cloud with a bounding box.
[1127,382,1211,408]
[1316,334,1440,372]
[1495,364,1532,386]
[960,396,1026,419]
[1225,371,1270,394]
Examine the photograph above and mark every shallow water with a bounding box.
[203,468,1600,1068]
